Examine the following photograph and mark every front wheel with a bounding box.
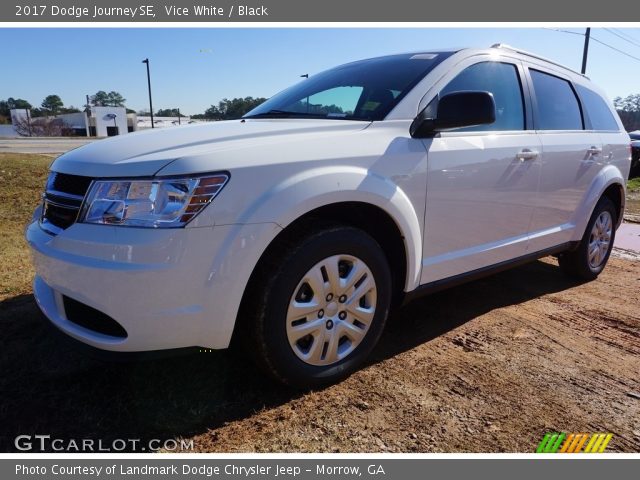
[242,225,392,389]
[558,196,617,280]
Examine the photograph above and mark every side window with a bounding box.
[529,70,583,130]
[440,62,525,131]
[576,85,620,131]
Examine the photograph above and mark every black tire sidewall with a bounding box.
[259,227,391,388]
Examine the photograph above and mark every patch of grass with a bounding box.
[628,177,640,193]
[0,153,51,300]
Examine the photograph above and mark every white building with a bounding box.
[9,107,137,137]
[90,106,130,137]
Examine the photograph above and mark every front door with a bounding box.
[419,59,542,284]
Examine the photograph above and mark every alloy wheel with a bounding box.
[588,211,613,269]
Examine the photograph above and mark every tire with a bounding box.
[241,225,392,389]
[630,148,640,178]
[558,196,617,281]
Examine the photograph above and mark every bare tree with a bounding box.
[12,115,71,137]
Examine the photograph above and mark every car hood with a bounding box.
[51,119,370,178]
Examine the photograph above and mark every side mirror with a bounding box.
[410,91,496,138]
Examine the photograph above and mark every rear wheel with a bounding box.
[558,196,616,280]
[242,225,392,389]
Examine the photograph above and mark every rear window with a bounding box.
[576,85,620,131]
[530,70,583,130]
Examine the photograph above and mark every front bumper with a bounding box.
[26,219,281,352]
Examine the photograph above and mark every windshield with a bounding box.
[244,52,454,121]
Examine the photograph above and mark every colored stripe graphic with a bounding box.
[549,433,566,453]
[584,433,599,453]
[536,432,613,453]
[536,433,552,453]
[598,434,613,453]
[536,433,566,453]
[589,434,606,453]
[571,433,590,453]
[559,434,575,453]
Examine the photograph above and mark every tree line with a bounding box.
[0,96,81,123]
[191,97,267,120]
[614,94,640,132]
[1,93,267,125]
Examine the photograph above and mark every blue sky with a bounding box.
[1,27,639,115]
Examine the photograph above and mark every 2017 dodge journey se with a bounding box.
[27,44,631,388]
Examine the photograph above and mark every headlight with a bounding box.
[79,173,229,228]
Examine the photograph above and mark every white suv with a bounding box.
[27,45,631,388]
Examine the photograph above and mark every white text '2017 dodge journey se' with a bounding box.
[27,44,631,388]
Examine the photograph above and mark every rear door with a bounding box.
[420,57,542,284]
[526,67,603,252]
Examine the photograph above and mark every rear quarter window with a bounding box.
[576,85,620,131]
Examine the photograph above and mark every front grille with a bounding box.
[48,172,93,197]
[63,296,128,338]
[42,201,81,230]
[40,172,93,234]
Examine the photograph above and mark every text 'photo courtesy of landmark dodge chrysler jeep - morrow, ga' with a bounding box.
[27,44,631,388]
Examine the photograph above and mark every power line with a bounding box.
[607,28,640,46]
[590,36,640,63]
[544,27,583,37]
[545,28,640,64]
[604,28,640,48]
[611,28,640,46]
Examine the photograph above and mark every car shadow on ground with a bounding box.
[0,259,582,452]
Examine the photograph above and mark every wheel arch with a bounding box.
[601,182,624,227]
[571,166,626,242]
[234,166,423,292]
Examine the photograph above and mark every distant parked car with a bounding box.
[630,131,640,178]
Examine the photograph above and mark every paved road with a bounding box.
[0,137,97,154]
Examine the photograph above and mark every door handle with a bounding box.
[587,146,602,155]
[516,149,539,161]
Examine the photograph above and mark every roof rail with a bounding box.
[490,43,589,78]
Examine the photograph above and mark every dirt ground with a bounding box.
[1,255,638,453]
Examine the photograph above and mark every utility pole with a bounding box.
[142,58,154,128]
[581,27,591,75]
[84,94,91,137]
